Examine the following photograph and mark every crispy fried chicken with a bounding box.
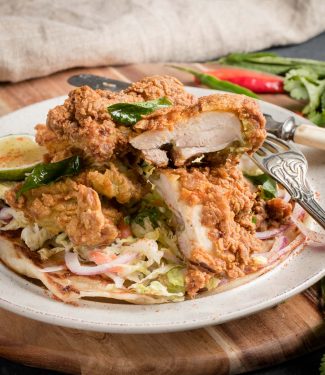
[153,164,264,296]
[131,94,266,166]
[4,75,272,300]
[6,179,119,247]
[36,76,196,164]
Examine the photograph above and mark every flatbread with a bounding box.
[0,232,172,304]
[0,230,306,304]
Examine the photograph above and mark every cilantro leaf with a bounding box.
[284,68,325,127]
[107,97,172,126]
[245,173,277,200]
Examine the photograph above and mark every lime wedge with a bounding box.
[0,134,46,181]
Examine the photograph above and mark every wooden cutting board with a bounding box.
[0,64,324,375]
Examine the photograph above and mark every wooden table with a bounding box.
[0,63,324,375]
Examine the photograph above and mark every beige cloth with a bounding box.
[1,0,325,82]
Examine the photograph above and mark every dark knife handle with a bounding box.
[68,74,130,91]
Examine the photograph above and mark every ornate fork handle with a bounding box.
[263,151,325,230]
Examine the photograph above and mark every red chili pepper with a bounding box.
[195,67,284,94]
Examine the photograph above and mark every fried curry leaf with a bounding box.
[245,173,277,200]
[107,97,172,126]
[17,156,82,197]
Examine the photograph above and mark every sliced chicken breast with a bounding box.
[154,171,213,259]
[152,166,263,280]
[131,94,266,166]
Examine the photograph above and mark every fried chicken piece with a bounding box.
[37,76,196,164]
[42,86,127,163]
[130,94,266,167]
[87,162,147,204]
[6,179,118,247]
[124,75,197,106]
[153,164,263,296]
[35,124,75,162]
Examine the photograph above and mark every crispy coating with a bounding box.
[6,179,119,247]
[185,266,212,298]
[43,86,127,163]
[124,75,197,106]
[37,76,196,164]
[87,162,147,204]
[169,164,264,296]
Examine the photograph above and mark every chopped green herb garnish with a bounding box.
[107,97,172,126]
[252,216,257,224]
[133,207,161,228]
[245,173,277,200]
[17,156,82,198]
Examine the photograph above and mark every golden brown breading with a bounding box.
[44,86,125,163]
[160,165,264,296]
[35,124,73,162]
[185,266,212,298]
[123,75,197,106]
[37,76,196,164]
[87,162,147,204]
[5,179,119,247]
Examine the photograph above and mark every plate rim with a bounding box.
[0,87,323,334]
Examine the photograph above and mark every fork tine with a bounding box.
[256,145,274,157]
[262,140,280,154]
[266,134,291,151]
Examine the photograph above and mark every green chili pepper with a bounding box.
[169,65,258,99]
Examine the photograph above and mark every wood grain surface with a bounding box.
[0,64,324,375]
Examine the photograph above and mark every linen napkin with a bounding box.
[1,0,325,82]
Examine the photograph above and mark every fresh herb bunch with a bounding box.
[284,68,325,126]
[218,52,325,77]
[218,52,325,127]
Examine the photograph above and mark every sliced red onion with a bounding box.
[256,225,289,240]
[268,234,305,265]
[291,213,325,248]
[40,265,66,273]
[0,207,13,221]
[65,251,136,276]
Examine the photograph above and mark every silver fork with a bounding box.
[251,134,325,229]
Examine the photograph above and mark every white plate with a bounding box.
[0,87,324,334]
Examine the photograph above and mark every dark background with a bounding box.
[0,31,325,375]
